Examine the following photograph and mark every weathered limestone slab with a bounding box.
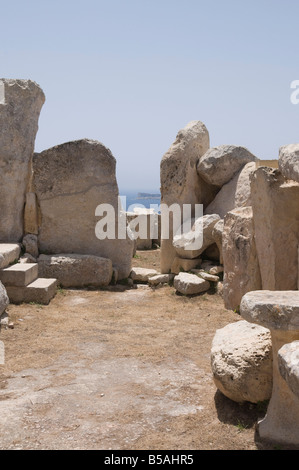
[160,121,218,273]
[205,162,256,218]
[130,267,158,283]
[197,145,257,188]
[251,167,299,290]
[222,207,261,311]
[38,254,113,288]
[6,278,57,305]
[148,274,174,286]
[32,139,134,279]
[278,144,299,183]
[0,263,38,287]
[278,341,299,399]
[211,320,272,403]
[173,214,220,259]
[0,244,21,269]
[0,281,9,314]
[0,79,45,242]
[240,290,299,447]
[173,272,210,295]
[170,257,201,274]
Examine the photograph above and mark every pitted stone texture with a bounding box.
[0,281,9,314]
[240,290,299,331]
[32,139,134,279]
[211,320,272,403]
[38,254,113,288]
[278,341,299,399]
[0,79,45,242]
[279,144,299,183]
[197,145,257,188]
[173,272,210,295]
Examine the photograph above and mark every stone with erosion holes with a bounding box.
[0,281,9,314]
[173,272,210,295]
[0,79,45,242]
[211,320,272,404]
[173,214,220,259]
[38,253,113,288]
[130,267,158,283]
[197,145,257,188]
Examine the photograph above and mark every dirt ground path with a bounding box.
[0,250,273,450]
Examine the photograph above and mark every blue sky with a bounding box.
[1,0,299,191]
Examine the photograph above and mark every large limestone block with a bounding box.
[32,139,134,279]
[222,207,262,311]
[197,145,257,188]
[278,144,299,183]
[160,121,218,273]
[251,167,299,290]
[173,214,220,259]
[0,79,45,242]
[205,162,256,218]
[0,244,21,269]
[211,320,272,403]
[0,281,9,314]
[173,272,210,295]
[38,254,113,288]
[278,341,299,399]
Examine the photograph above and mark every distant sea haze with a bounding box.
[120,190,161,212]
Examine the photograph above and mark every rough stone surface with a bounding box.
[197,145,257,188]
[278,341,299,399]
[148,274,174,286]
[6,278,57,305]
[173,272,210,295]
[32,139,134,279]
[278,144,299,183]
[22,234,39,258]
[173,214,220,259]
[211,320,273,403]
[38,254,113,288]
[0,263,38,287]
[160,121,218,273]
[192,270,220,282]
[24,192,39,235]
[205,162,256,218]
[0,244,21,269]
[130,267,158,283]
[222,207,261,311]
[0,281,9,314]
[251,167,299,290]
[0,79,45,242]
[240,290,299,331]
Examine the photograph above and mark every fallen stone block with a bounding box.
[173,272,210,295]
[38,254,113,288]
[148,274,174,286]
[130,267,158,283]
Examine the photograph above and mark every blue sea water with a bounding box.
[119,190,161,212]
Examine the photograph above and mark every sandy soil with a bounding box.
[0,249,277,450]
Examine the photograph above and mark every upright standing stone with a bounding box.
[160,121,218,273]
[222,207,262,311]
[0,79,45,242]
[32,139,134,280]
[251,167,299,290]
